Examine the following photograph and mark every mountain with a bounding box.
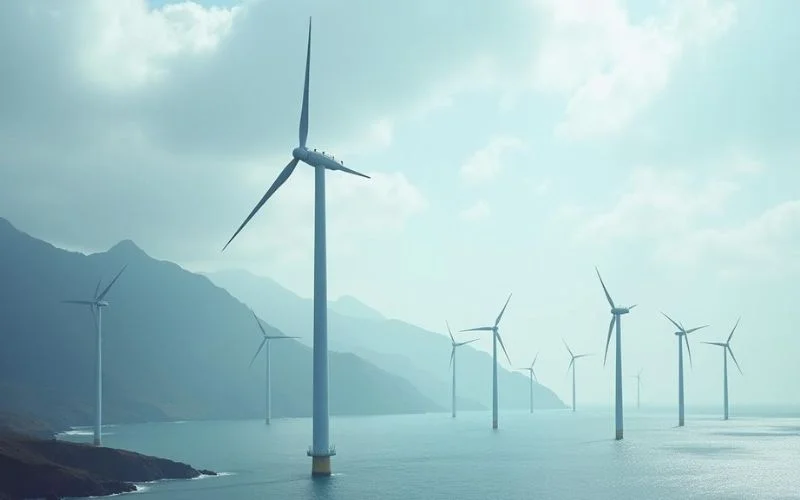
[0,217,441,429]
[329,295,384,321]
[207,270,567,411]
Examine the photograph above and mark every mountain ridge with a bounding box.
[0,217,441,430]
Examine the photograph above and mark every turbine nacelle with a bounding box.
[96,300,109,308]
[611,307,632,315]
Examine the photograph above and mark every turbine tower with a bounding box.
[447,321,477,418]
[221,18,369,477]
[630,369,643,409]
[661,312,708,427]
[62,265,127,447]
[516,353,539,414]
[249,312,300,425]
[595,267,636,440]
[563,339,591,413]
[461,293,512,430]
[702,317,743,420]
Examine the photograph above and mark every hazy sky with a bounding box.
[1,0,798,408]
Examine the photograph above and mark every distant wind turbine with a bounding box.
[220,17,369,477]
[249,312,300,425]
[595,267,636,440]
[461,293,512,430]
[630,369,643,409]
[563,339,591,413]
[702,317,743,420]
[661,312,708,427]
[447,321,477,418]
[62,265,127,447]
[517,353,539,414]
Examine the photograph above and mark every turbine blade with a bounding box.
[456,339,479,347]
[562,338,574,357]
[661,312,684,332]
[532,352,539,368]
[531,367,538,381]
[727,316,741,344]
[595,267,615,308]
[299,17,311,148]
[62,300,95,305]
[684,334,693,368]
[248,338,267,368]
[603,315,615,366]
[496,331,511,365]
[330,164,370,179]
[94,278,102,300]
[628,304,638,310]
[685,325,709,334]
[252,311,268,337]
[446,320,454,344]
[494,293,512,327]
[222,158,299,252]
[97,265,127,300]
[575,354,591,359]
[460,326,494,332]
[270,336,302,340]
[567,358,574,375]
[728,345,743,375]
[702,342,727,347]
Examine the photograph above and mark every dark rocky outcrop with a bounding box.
[0,432,215,499]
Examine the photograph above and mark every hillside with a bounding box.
[0,217,441,429]
[207,270,566,411]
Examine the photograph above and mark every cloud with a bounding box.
[459,136,525,185]
[657,200,800,275]
[460,200,491,222]
[574,157,799,276]
[532,0,737,139]
[576,166,739,243]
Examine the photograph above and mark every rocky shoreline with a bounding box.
[0,430,216,499]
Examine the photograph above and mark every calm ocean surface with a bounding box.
[60,409,800,499]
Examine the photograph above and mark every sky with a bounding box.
[1,0,798,408]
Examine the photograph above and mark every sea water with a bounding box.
[59,409,800,499]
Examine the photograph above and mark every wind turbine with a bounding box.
[630,369,643,409]
[563,339,591,413]
[702,317,743,420]
[221,18,369,477]
[461,293,512,430]
[447,321,477,418]
[516,353,539,414]
[249,312,300,425]
[62,265,127,447]
[661,312,708,427]
[595,267,636,440]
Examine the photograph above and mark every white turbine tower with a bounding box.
[661,312,708,427]
[221,18,369,477]
[447,321,477,418]
[461,293,512,430]
[516,353,539,414]
[62,265,127,447]
[563,339,591,413]
[595,267,636,440]
[702,317,743,421]
[249,312,301,425]
[630,369,643,409]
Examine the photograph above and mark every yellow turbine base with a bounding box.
[311,456,332,477]
[615,430,623,440]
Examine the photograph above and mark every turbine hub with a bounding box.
[292,147,307,161]
[96,300,109,307]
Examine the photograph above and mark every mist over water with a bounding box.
[59,410,800,499]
